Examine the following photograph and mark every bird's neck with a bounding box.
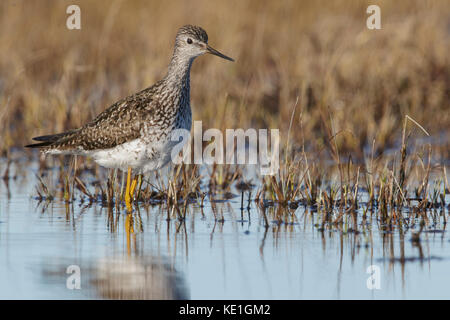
[165,53,194,96]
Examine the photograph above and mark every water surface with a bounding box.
[0,159,449,299]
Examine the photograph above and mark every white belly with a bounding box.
[89,137,182,173]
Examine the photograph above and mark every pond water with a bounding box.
[0,159,449,300]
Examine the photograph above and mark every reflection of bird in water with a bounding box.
[91,257,189,300]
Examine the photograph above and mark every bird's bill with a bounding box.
[206,45,234,61]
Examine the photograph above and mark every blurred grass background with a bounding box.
[0,0,448,159]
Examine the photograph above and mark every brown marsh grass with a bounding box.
[0,0,448,158]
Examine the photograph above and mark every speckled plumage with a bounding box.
[26,25,233,173]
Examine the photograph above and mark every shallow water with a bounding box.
[0,159,450,300]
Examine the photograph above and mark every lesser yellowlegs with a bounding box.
[26,25,234,206]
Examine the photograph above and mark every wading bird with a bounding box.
[26,25,233,208]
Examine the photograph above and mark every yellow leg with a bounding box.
[125,167,132,211]
[130,176,138,199]
[125,167,139,211]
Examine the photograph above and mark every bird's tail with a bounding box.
[25,130,79,149]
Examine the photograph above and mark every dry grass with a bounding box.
[0,0,448,159]
[1,0,449,225]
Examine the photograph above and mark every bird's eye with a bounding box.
[187,38,193,44]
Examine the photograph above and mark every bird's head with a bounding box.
[174,25,234,62]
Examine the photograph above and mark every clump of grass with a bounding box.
[208,163,241,190]
[260,158,305,205]
[150,164,202,206]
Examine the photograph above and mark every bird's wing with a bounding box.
[71,87,160,151]
[26,86,159,151]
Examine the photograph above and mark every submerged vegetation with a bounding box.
[0,0,448,157]
[29,117,449,214]
[22,111,448,241]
